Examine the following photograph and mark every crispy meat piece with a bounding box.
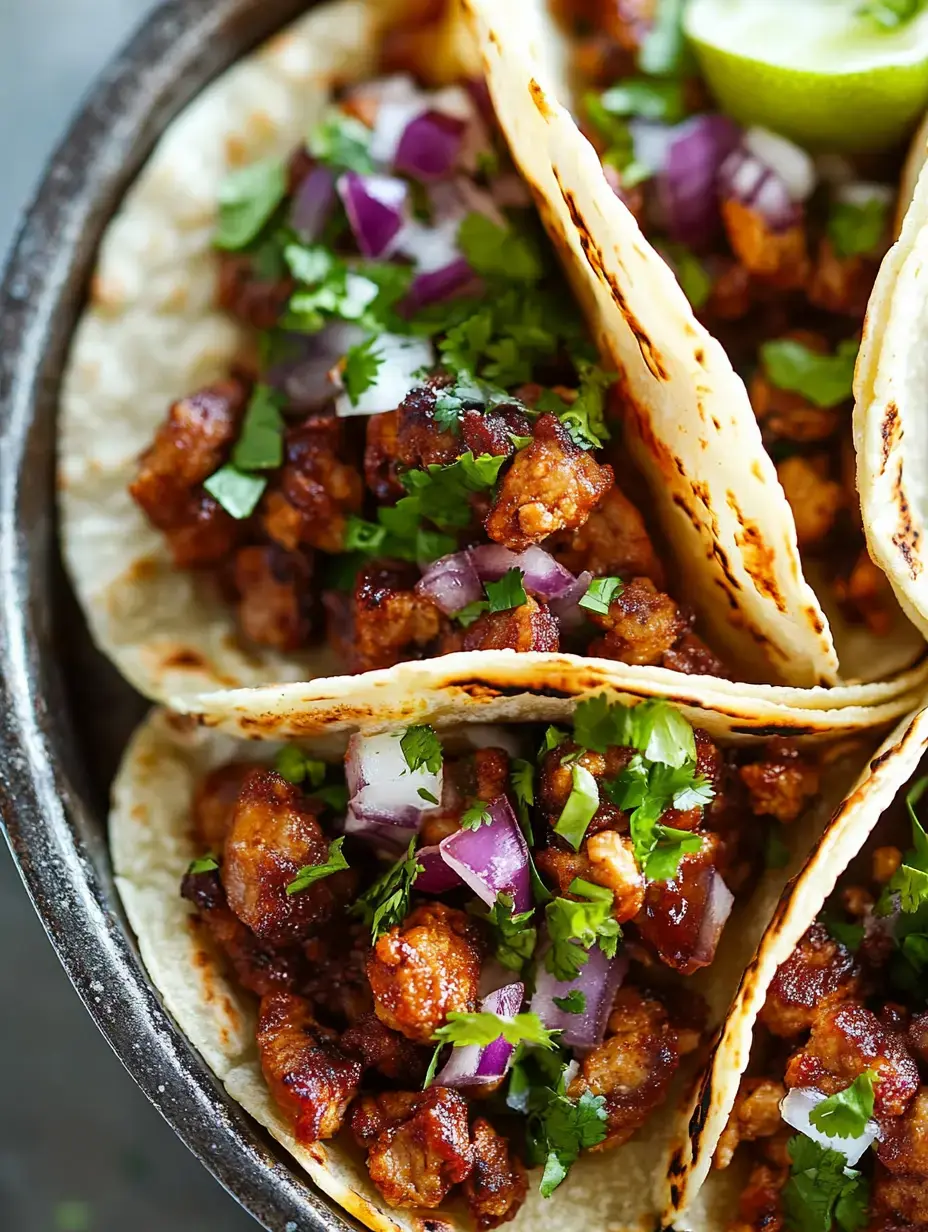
[263,415,363,554]
[257,991,362,1142]
[350,1087,473,1209]
[364,409,404,502]
[350,560,443,672]
[878,1089,928,1174]
[485,413,613,551]
[728,1158,787,1232]
[217,253,293,330]
[636,836,729,975]
[461,406,533,458]
[583,831,646,923]
[909,1015,928,1069]
[837,549,898,637]
[181,868,308,996]
[233,545,315,651]
[786,1003,919,1119]
[474,747,512,802]
[714,1078,786,1169]
[341,1012,428,1085]
[161,492,242,569]
[872,1162,928,1229]
[192,762,254,852]
[301,922,372,1026]
[223,769,356,944]
[701,257,753,323]
[739,741,820,824]
[808,237,880,318]
[546,483,666,587]
[750,362,840,445]
[662,632,731,678]
[464,1120,528,1230]
[457,595,560,653]
[396,382,460,469]
[367,902,483,1043]
[760,922,860,1038]
[567,986,680,1149]
[776,454,844,550]
[587,576,688,666]
[720,199,809,289]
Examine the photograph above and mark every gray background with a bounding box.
[1,3,259,1229]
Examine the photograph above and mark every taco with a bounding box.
[59,0,925,709]
[463,0,928,688]
[661,702,928,1231]
[112,690,894,1231]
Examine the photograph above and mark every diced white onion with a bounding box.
[345,730,443,827]
[335,334,435,417]
[743,127,816,202]
[395,217,463,272]
[780,1088,879,1166]
[835,181,895,209]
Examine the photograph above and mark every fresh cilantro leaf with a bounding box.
[484,335,534,386]
[344,516,387,552]
[342,336,384,405]
[454,599,489,627]
[760,337,858,410]
[485,568,527,613]
[583,94,637,176]
[480,892,538,974]
[809,1073,876,1140]
[828,196,890,259]
[314,783,350,812]
[573,695,696,767]
[880,776,928,914]
[187,854,219,875]
[457,213,542,282]
[284,243,336,284]
[215,157,287,251]
[552,990,586,1014]
[418,788,440,805]
[422,1043,443,1090]
[232,384,285,471]
[541,726,568,757]
[457,451,509,488]
[765,826,791,870]
[643,825,704,882]
[274,746,326,788]
[783,1135,870,1232]
[203,465,267,519]
[307,109,375,174]
[544,884,621,980]
[819,912,865,954]
[432,372,487,430]
[637,0,691,76]
[398,451,506,536]
[352,837,424,941]
[511,759,535,821]
[857,0,928,29]
[557,362,613,449]
[554,763,601,851]
[433,1011,559,1050]
[528,1089,609,1198]
[286,837,349,896]
[461,800,492,830]
[440,312,495,376]
[400,725,443,775]
[598,78,686,123]
[540,1152,568,1198]
[355,259,416,330]
[510,432,534,450]
[605,754,710,880]
[579,576,623,615]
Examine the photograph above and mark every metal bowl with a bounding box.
[0,2,356,1228]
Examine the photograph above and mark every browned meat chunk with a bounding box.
[364,409,404,501]
[350,1087,473,1208]
[217,253,293,330]
[223,769,356,944]
[739,741,820,824]
[474,747,512,802]
[396,383,460,470]
[714,1078,786,1169]
[587,576,688,666]
[750,374,840,445]
[547,483,665,587]
[263,415,363,554]
[720,200,809,290]
[878,1089,928,1174]
[461,406,533,458]
[776,454,844,550]
[786,1003,919,1119]
[367,902,483,1043]
[456,595,559,653]
[568,986,680,1149]
[301,922,372,1026]
[535,833,644,925]
[341,1012,428,1084]
[728,1158,787,1232]
[464,1120,528,1229]
[349,561,443,672]
[872,1163,928,1230]
[233,545,315,651]
[257,991,362,1142]
[760,922,860,1038]
[536,741,630,836]
[161,492,243,569]
[808,238,880,318]
[485,414,613,551]
[192,762,254,852]
[701,257,753,324]
[662,632,730,678]
[636,836,728,975]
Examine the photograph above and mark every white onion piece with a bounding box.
[780,1088,879,1166]
[395,217,463,273]
[548,570,594,632]
[416,551,482,614]
[690,871,735,968]
[743,127,816,202]
[468,544,577,600]
[342,808,417,856]
[335,335,435,418]
[835,181,895,210]
[436,982,524,1088]
[629,119,679,176]
[345,731,443,828]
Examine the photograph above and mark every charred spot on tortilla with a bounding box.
[729,722,818,737]
[891,460,922,578]
[880,400,901,474]
[694,348,706,369]
[162,648,208,671]
[710,416,722,433]
[528,77,552,120]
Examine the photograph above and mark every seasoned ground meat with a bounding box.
[750,371,840,445]
[720,199,809,289]
[878,1089,928,1174]
[367,902,483,1043]
[662,632,730,678]
[474,747,512,803]
[714,1078,785,1169]
[738,741,820,825]
[159,492,242,569]
[192,762,254,852]
[464,1119,528,1229]
[301,922,372,1026]
[461,406,533,458]
[262,415,363,554]
[341,1012,428,1085]
[364,409,404,502]
[350,1087,473,1208]
[536,741,631,836]
[759,922,860,1038]
[485,414,613,550]
[395,383,460,470]
[217,252,293,330]
[776,454,844,550]
[807,237,880,318]
[350,560,444,672]
[584,831,646,922]
[587,576,688,666]
[223,769,356,944]
[636,836,727,975]
[456,595,560,653]
[728,1158,787,1232]
[872,1163,928,1229]
[547,483,665,587]
[786,1004,919,1119]
[257,991,362,1142]
[567,986,681,1149]
[233,545,315,651]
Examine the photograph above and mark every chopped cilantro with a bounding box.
[461,800,492,830]
[820,912,865,954]
[528,1088,609,1198]
[828,196,890,259]
[400,725,443,775]
[422,1043,443,1090]
[418,788,440,805]
[579,576,623,615]
[344,516,387,552]
[572,695,696,766]
[203,465,266,519]
[284,242,336,284]
[557,362,613,450]
[352,837,424,941]
[554,763,601,851]
[307,109,375,174]
[432,1010,559,1050]
[402,451,508,532]
[454,599,489,627]
[274,746,326,788]
[540,726,568,757]
[187,854,219,875]
[485,568,527,614]
[583,93,637,177]
[552,990,586,1014]
[510,432,534,450]
[232,384,285,471]
[342,336,384,404]
[880,776,928,914]
[760,337,858,410]
[287,268,380,333]
[457,212,542,282]
[606,753,708,880]
[782,1134,870,1232]
[480,892,538,974]
[214,157,287,251]
[286,837,349,896]
[857,0,928,29]
[511,759,535,823]
[809,1072,876,1140]
[544,881,621,981]
[598,78,686,124]
[314,783,350,812]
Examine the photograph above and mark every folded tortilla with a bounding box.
[111,694,890,1231]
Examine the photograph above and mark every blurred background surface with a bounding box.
[1,3,259,1229]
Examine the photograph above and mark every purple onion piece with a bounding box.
[289,164,337,242]
[468,544,577,600]
[439,796,531,913]
[659,114,741,252]
[690,870,735,968]
[415,844,462,894]
[416,551,483,615]
[395,110,467,181]
[342,809,417,856]
[548,570,594,632]
[436,981,525,1089]
[337,172,408,258]
[717,146,799,235]
[531,944,628,1049]
[403,258,477,313]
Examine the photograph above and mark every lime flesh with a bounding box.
[685,0,928,152]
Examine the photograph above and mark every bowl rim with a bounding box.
[0,2,358,1228]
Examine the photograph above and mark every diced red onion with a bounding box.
[368,75,428,165]
[342,808,417,856]
[780,1088,879,1166]
[337,172,408,258]
[718,146,798,232]
[439,796,531,913]
[265,324,365,409]
[690,870,735,968]
[468,544,576,600]
[415,844,462,894]
[404,258,478,313]
[743,128,816,203]
[334,334,435,418]
[289,164,337,242]
[345,731,443,828]
[548,570,594,632]
[436,982,524,1088]
[396,110,468,181]
[416,551,482,615]
[659,114,741,251]
[531,945,628,1049]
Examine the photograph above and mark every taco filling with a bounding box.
[128,58,732,679]
[712,771,928,1231]
[553,0,915,638]
[178,694,820,1222]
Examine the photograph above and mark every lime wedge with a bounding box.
[685,0,928,152]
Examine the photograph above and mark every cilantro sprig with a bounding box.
[808,1073,876,1140]
[286,837,349,896]
[275,746,326,788]
[479,892,538,974]
[215,158,287,251]
[352,837,424,942]
[782,1135,869,1232]
[544,879,621,981]
[461,800,492,830]
[828,196,889,259]
[400,725,443,775]
[760,338,858,410]
[187,854,219,875]
[579,576,623,615]
[433,1010,559,1051]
